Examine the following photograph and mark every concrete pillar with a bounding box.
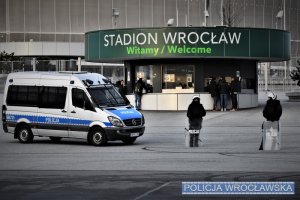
[32,57,36,71]
[78,57,81,72]
[55,60,59,71]
[263,63,268,91]
[60,60,66,71]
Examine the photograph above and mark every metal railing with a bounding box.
[258,77,298,92]
[0,60,78,92]
[0,60,125,93]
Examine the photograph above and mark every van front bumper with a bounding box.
[104,126,145,141]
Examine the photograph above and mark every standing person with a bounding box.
[230,77,241,111]
[187,96,206,147]
[263,91,282,122]
[259,91,282,150]
[118,80,130,105]
[134,78,147,110]
[218,77,229,111]
[208,77,219,111]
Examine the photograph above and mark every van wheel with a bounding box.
[49,137,62,142]
[16,124,34,143]
[121,137,137,145]
[88,128,107,146]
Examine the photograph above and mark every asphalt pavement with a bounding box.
[0,93,299,199]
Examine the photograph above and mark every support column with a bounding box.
[263,63,268,91]
[78,57,81,72]
[32,57,36,71]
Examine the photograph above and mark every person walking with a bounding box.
[218,77,229,111]
[230,77,241,111]
[208,77,219,111]
[187,96,206,147]
[259,91,282,150]
[134,78,147,110]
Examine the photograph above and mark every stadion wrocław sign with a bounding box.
[85,27,290,62]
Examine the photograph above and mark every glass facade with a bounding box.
[162,65,194,90]
[135,64,195,93]
[135,65,161,93]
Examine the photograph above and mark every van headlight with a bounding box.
[108,116,123,127]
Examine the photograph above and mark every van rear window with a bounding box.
[7,86,38,107]
[6,85,67,109]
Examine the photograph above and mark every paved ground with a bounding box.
[0,171,299,200]
[0,93,299,199]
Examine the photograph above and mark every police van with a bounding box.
[2,72,145,146]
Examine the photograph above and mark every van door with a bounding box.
[37,86,69,137]
[68,87,95,139]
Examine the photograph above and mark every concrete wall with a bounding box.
[0,42,84,56]
[127,93,258,111]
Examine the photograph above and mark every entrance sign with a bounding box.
[85,27,290,62]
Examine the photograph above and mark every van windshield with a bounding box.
[88,85,127,107]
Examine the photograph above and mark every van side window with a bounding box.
[72,88,94,111]
[39,87,67,109]
[7,86,38,107]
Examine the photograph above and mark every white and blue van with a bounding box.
[2,72,145,146]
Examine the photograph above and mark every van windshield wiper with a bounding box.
[102,85,127,106]
[102,85,120,105]
[88,85,126,107]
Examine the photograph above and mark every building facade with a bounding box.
[0,0,299,89]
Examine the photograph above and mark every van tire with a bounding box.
[121,137,137,145]
[16,124,34,143]
[88,128,107,146]
[49,137,62,142]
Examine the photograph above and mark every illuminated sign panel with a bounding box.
[85,27,290,62]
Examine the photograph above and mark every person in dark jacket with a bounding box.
[259,91,282,150]
[208,77,219,111]
[230,77,241,111]
[218,77,229,111]
[263,92,282,121]
[134,78,147,110]
[187,96,206,147]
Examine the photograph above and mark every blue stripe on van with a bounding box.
[5,114,112,127]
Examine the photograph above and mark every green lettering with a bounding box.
[178,47,183,53]
[127,46,161,56]
[198,48,206,53]
[140,48,146,54]
[167,45,177,53]
[186,47,191,53]
[206,48,211,54]
[126,46,135,54]
[166,45,212,55]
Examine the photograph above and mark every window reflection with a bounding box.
[103,66,124,84]
[162,65,194,93]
